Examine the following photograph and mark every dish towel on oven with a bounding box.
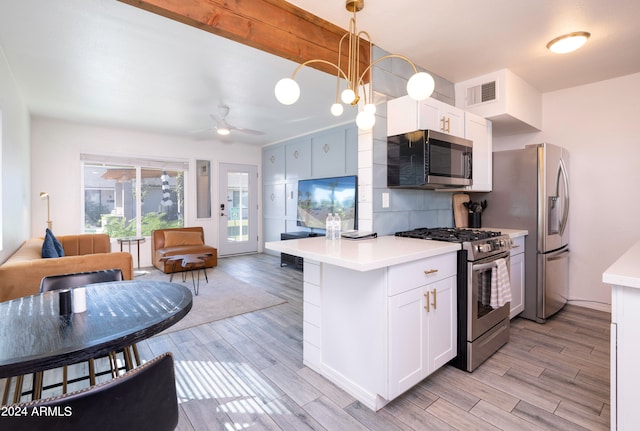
[490,258,512,308]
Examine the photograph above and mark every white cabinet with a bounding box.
[464,112,492,192]
[418,98,464,137]
[387,95,464,137]
[509,236,525,319]
[604,241,640,430]
[386,95,493,192]
[387,95,419,137]
[302,248,458,410]
[387,254,457,399]
[610,285,640,430]
[302,259,322,371]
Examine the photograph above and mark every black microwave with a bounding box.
[387,129,473,189]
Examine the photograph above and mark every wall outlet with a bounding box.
[382,192,390,208]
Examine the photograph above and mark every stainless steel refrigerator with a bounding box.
[479,143,570,322]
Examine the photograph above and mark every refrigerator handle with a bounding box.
[558,159,570,236]
[547,246,570,260]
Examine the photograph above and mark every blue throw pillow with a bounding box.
[42,229,59,258]
[48,228,65,257]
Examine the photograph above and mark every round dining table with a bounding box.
[0,280,192,379]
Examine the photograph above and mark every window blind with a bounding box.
[80,153,189,171]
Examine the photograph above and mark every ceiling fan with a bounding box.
[210,105,264,136]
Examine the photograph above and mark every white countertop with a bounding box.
[603,240,640,289]
[265,235,461,272]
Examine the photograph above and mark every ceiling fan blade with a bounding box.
[206,106,265,136]
[189,127,214,134]
[231,126,265,135]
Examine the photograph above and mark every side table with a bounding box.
[117,237,146,274]
[160,253,212,296]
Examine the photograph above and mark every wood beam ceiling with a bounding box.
[118,0,370,80]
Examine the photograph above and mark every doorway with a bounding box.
[218,163,258,256]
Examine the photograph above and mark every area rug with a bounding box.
[137,266,287,334]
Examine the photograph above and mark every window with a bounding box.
[82,155,188,238]
[226,171,249,242]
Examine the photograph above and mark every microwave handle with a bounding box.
[466,151,473,178]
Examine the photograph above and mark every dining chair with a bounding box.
[38,269,143,395]
[39,268,124,292]
[1,269,137,403]
[2,352,179,431]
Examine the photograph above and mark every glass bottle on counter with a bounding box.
[325,213,334,240]
[334,212,341,239]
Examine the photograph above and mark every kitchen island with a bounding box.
[266,235,460,410]
[603,240,640,430]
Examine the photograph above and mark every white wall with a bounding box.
[30,117,262,266]
[494,72,640,311]
[0,45,31,261]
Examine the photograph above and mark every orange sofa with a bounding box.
[0,234,133,302]
[151,227,217,274]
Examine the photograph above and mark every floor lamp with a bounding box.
[40,192,52,230]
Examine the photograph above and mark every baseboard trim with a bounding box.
[567,299,611,313]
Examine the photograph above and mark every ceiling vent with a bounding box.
[455,69,542,136]
[466,81,497,106]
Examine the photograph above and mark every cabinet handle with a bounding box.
[432,288,437,310]
[424,291,430,312]
[512,244,521,249]
[440,117,451,133]
[293,150,299,159]
[424,269,438,275]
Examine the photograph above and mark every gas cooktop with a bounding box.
[394,227,502,243]
[395,227,512,260]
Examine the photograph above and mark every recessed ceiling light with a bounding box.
[546,31,591,54]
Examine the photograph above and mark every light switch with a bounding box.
[382,192,390,208]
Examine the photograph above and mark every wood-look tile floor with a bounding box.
[4,253,611,430]
[141,253,610,431]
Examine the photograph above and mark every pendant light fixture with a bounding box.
[546,31,591,54]
[274,0,435,130]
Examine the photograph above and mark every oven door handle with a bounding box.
[472,261,498,272]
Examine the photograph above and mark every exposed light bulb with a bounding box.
[341,88,356,104]
[356,110,375,130]
[217,127,230,135]
[364,103,376,114]
[274,78,300,105]
[407,72,435,101]
[331,103,344,116]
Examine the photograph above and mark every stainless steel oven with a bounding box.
[465,250,511,371]
[394,228,512,372]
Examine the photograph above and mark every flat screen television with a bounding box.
[297,175,357,231]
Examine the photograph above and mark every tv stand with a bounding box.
[280,232,323,270]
